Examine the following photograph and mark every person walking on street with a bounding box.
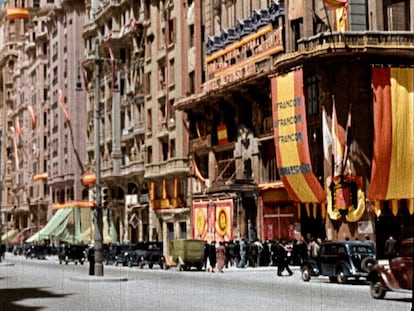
[384,235,397,265]
[208,241,217,273]
[216,242,226,273]
[276,241,293,276]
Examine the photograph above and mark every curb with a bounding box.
[0,262,14,267]
[69,275,128,282]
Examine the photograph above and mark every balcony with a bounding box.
[276,31,414,70]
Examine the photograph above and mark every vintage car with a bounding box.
[25,244,48,260]
[58,244,87,265]
[301,241,377,283]
[104,243,137,266]
[127,241,164,269]
[367,238,412,299]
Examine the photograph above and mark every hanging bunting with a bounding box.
[58,89,71,122]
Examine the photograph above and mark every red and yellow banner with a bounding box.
[368,67,414,201]
[271,68,325,204]
[192,199,233,242]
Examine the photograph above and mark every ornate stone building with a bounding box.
[0,0,87,244]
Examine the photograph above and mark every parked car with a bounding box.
[301,240,377,283]
[104,243,137,266]
[367,238,413,299]
[128,241,164,269]
[25,244,48,260]
[165,239,205,271]
[58,244,87,265]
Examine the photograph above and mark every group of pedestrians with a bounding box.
[202,238,312,275]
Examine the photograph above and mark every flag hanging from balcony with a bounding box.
[27,105,36,128]
[322,106,332,164]
[331,100,345,176]
[217,124,228,145]
[323,0,348,31]
[271,68,325,204]
[368,67,414,202]
[58,89,70,122]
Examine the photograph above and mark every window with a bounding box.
[305,75,319,116]
[385,0,410,30]
[147,108,152,132]
[168,18,176,44]
[179,222,187,239]
[147,146,152,163]
[189,24,194,47]
[145,72,151,95]
[167,222,174,241]
[169,139,175,158]
[161,140,168,161]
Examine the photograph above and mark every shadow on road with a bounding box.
[0,287,71,310]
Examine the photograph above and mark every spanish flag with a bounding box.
[368,67,414,201]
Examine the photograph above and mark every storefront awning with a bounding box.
[10,227,32,244]
[1,229,19,243]
[26,208,72,243]
[26,207,117,244]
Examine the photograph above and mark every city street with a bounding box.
[0,253,411,311]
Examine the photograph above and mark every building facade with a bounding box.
[0,1,413,259]
[177,0,414,256]
[0,0,87,244]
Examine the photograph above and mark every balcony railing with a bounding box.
[297,31,414,53]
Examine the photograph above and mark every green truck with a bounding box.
[165,239,205,271]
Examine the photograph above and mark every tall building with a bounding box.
[0,0,87,244]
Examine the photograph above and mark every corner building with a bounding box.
[177,0,414,256]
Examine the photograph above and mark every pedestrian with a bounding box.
[216,241,226,273]
[202,241,209,271]
[238,239,247,268]
[309,238,321,258]
[208,241,217,273]
[384,235,397,265]
[276,241,293,276]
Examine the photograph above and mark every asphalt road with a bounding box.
[0,254,411,311]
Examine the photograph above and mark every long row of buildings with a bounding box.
[0,0,413,257]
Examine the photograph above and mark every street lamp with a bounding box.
[77,39,110,276]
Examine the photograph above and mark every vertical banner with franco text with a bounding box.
[271,68,325,203]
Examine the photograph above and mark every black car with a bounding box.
[25,244,47,260]
[104,243,137,266]
[58,244,87,265]
[301,241,377,283]
[128,241,164,269]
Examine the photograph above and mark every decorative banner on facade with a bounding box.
[192,199,233,242]
[326,175,365,222]
[323,0,348,31]
[271,68,325,203]
[368,67,414,202]
[217,124,228,145]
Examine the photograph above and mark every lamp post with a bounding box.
[93,38,104,276]
[77,39,106,276]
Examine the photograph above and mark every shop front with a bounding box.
[260,182,299,241]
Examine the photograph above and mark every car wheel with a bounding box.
[301,267,311,282]
[371,281,386,299]
[361,257,377,272]
[329,276,336,283]
[336,269,346,284]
